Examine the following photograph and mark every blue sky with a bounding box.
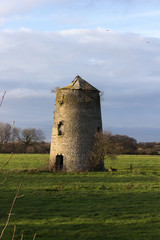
[1,0,160,35]
[1,0,160,141]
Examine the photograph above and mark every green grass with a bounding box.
[0,154,160,239]
[0,154,48,170]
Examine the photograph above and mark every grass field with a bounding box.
[0,154,160,240]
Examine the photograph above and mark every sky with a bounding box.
[1,0,160,142]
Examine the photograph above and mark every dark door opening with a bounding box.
[55,155,63,170]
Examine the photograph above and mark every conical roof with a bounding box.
[61,76,99,91]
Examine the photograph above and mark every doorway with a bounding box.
[55,155,63,170]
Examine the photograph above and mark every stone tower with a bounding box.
[50,76,104,171]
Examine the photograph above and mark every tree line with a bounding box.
[103,131,160,155]
[0,122,160,154]
[0,122,49,153]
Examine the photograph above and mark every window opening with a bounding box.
[60,95,64,106]
[58,121,64,135]
[55,155,63,170]
[97,127,101,132]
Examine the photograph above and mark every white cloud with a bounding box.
[0,0,58,16]
[88,58,105,65]
[6,88,49,99]
[0,0,75,26]
[1,27,160,137]
[0,28,159,88]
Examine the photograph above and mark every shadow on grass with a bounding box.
[3,219,160,240]
[1,183,160,240]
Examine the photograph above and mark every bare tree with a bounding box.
[20,128,45,145]
[0,91,6,107]
[34,129,46,142]
[0,181,23,240]
[0,122,12,142]
[0,153,13,170]
[11,127,21,142]
[0,121,15,143]
[0,91,15,143]
[88,131,105,170]
[103,131,117,159]
[51,86,60,94]
[0,92,36,239]
[10,127,45,145]
[88,131,116,170]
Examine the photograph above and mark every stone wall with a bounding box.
[50,85,103,171]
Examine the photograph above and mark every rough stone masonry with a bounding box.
[50,75,104,171]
